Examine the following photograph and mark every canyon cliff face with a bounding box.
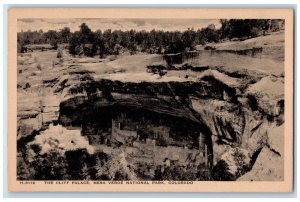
[57,65,284,180]
[17,51,284,181]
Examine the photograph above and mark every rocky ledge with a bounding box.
[17,53,284,180]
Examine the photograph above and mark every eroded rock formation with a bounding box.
[17,54,284,180]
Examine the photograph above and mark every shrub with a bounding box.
[83,45,97,57]
[50,40,58,50]
[57,49,63,58]
[36,63,42,70]
[17,153,32,180]
[212,160,235,181]
[31,149,67,180]
[232,149,249,177]
[24,82,31,89]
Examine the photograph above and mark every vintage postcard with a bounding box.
[7,8,294,192]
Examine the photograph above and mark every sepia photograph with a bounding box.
[7,8,294,192]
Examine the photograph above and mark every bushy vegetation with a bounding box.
[212,160,235,181]
[57,48,63,58]
[17,144,115,180]
[219,19,284,39]
[17,140,213,181]
[36,63,42,71]
[18,19,284,55]
[17,27,71,52]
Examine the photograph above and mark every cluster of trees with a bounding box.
[218,19,284,39]
[211,148,251,181]
[17,19,284,56]
[68,23,209,57]
[17,27,71,52]
[17,137,251,181]
[17,146,118,180]
[18,144,213,181]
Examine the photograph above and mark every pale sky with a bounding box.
[17,18,221,32]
